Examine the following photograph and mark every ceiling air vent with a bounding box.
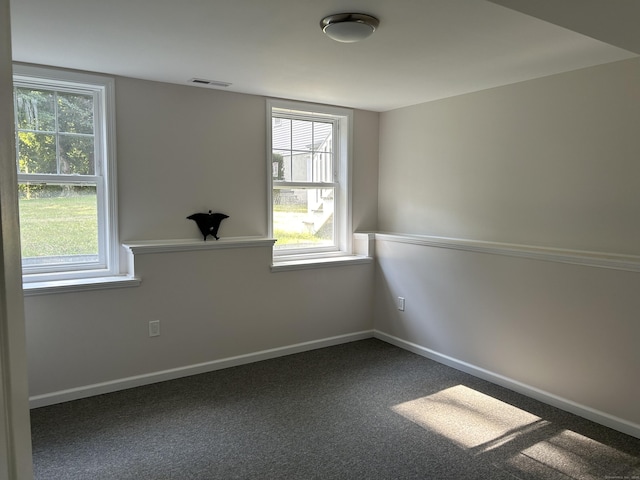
[188,78,232,88]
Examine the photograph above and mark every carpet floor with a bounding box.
[30,339,640,479]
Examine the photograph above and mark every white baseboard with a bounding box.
[31,329,640,440]
[374,330,640,440]
[29,330,374,409]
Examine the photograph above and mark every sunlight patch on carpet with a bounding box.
[392,385,542,450]
[392,385,640,479]
[513,429,640,480]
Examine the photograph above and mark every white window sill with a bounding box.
[271,254,373,272]
[22,275,141,296]
[122,237,277,255]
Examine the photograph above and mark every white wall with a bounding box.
[24,76,379,401]
[26,247,374,398]
[116,77,380,242]
[375,58,640,431]
[379,58,640,254]
[116,78,267,241]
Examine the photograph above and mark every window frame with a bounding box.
[13,64,119,283]
[267,99,353,259]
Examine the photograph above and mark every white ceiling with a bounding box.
[9,0,638,112]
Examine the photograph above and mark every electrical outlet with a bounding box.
[149,320,160,337]
[398,297,405,311]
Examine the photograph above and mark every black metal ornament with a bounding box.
[187,210,229,241]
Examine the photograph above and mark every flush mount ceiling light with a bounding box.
[320,13,379,43]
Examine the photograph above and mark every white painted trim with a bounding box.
[341,107,354,255]
[22,275,141,296]
[0,17,34,477]
[29,330,374,408]
[267,98,354,257]
[14,65,120,283]
[103,73,119,278]
[271,255,372,272]
[353,232,375,258]
[270,233,373,271]
[266,99,275,240]
[374,330,640,439]
[375,232,640,273]
[123,237,276,255]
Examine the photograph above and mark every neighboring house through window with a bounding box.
[267,99,352,259]
[13,65,118,282]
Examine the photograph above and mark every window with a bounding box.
[267,100,352,259]
[13,65,118,282]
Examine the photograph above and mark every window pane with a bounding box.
[291,119,312,151]
[58,92,94,134]
[313,122,332,153]
[312,151,333,183]
[14,88,55,131]
[272,117,291,150]
[17,131,57,174]
[291,152,311,182]
[19,184,99,265]
[273,149,312,183]
[272,150,287,181]
[272,117,334,185]
[60,134,95,175]
[273,187,334,250]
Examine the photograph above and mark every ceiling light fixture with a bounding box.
[320,13,379,43]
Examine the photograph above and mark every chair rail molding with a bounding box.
[374,232,640,273]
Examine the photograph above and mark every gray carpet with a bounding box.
[30,339,640,479]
